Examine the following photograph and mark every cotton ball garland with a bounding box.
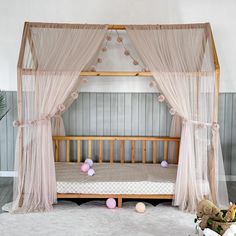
[97,58,102,63]
[149,80,155,88]
[80,163,90,172]
[117,36,123,43]
[124,49,130,56]
[106,35,112,41]
[58,104,65,112]
[90,66,96,72]
[85,158,93,167]
[71,92,79,99]
[82,78,88,83]
[106,198,116,209]
[158,95,165,102]
[29,120,36,126]
[102,47,107,52]
[87,168,95,176]
[212,122,220,131]
[161,160,168,168]
[142,67,149,72]
[135,202,146,213]
[169,108,176,115]
[13,120,20,127]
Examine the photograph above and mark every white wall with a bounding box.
[0,0,235,92]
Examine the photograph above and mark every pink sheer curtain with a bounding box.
[127,24,228,212]
[13,24,107,213]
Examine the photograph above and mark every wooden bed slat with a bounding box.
[120,140,125,163]
[142,141,146,163]
[131,140,135,163]
[99,140,103,163]
[164,141,168,161]
[77,140,81,163]
[110,140,114,163]
[88,140,92,159]
[53,136,181,164]
[174,141,180,164]
[57,193,174,200]
[152,141,157,164]
[66,140,70,162]
[55,140,59,162]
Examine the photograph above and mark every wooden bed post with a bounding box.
[210,25,220,204]
[16,22,30,206]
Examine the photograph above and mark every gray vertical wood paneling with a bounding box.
[0,91,236,175]
[124,94,132,162]
[117,93,125,135]
[223,94,233,175]
[232,94,236,175]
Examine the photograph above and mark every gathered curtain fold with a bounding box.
[13,24,107,213]
[126,24,228,212]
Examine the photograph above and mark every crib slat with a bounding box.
[131,140,135,163]
[66,140,70,162]
[99,140,103,163]
[174,141,180,164]
[152,141,157,164]
[164,141,168,161]
[110,140,114,163]
[88,140,92,159]
[120,140,125,163]
[55,140,59,162]
[77,141,81,163]
[142,141,146,163]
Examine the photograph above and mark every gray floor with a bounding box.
[0,177,13,213]
[0,178,235,213]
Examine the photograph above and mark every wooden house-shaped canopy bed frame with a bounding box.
[12,22,228,213]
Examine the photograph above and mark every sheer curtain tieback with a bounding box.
[182,119,220,130]
[13,117,51,127]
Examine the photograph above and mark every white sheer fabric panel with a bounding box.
[127,24,228,212]
[13,25,107,213]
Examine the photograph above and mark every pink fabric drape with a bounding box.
[13,24,107,213]
[126,24,228,212]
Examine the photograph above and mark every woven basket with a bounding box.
[211,221,236,235]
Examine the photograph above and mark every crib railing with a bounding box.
[52,136,180,164]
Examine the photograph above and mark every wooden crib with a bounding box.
[53,136,180,207]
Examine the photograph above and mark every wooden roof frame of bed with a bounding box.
[16,22,220,206]
[17,22,220,120]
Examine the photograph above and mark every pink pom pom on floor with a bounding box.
[81,163,90,172]
[106,198,116,209]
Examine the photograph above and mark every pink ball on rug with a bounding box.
[87,168,95,176]
[80,163,90,172]
[161,160,168,168]
[106,198,116,209]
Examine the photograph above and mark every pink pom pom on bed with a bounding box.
[161,160,168,168]
[81,163,90,172]
[88,168,95,176]
[85,158,93,167]
[106,198,116,209]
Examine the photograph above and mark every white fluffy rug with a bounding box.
[0,201,201,236]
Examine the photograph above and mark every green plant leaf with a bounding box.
[207,219,213,225]
[0,90,8,121]
[216,225,223,234]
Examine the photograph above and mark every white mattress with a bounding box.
[56,162,177,195]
